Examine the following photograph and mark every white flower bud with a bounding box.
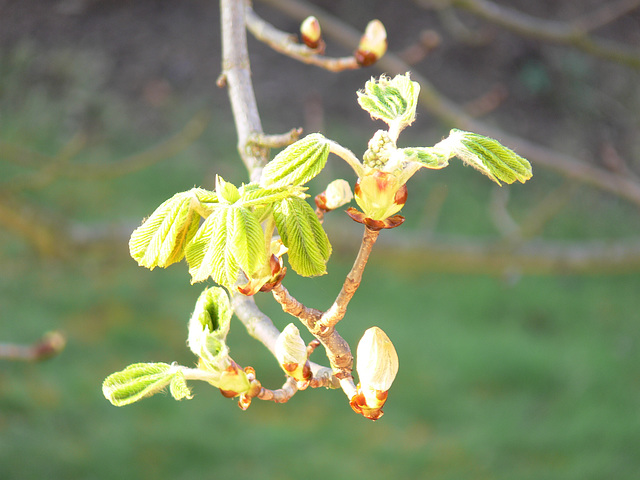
[275,323,310,382]
[356,326,399,408]
[324,179,353,210]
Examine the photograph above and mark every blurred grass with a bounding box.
[2,45,640,480]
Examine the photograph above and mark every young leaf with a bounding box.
[401,147,450,170]
[190,286,232,335]
[186,206,238,287]
[260,133,330,188]
[102,362,175,407]
[239,183,305,208]
[129,189,206,270]
[435,129,532,185]
[216,175,241,204]
[273,197,331,276]
[169,371,193,401]
[228,206,267,278]
[357,73,420,136]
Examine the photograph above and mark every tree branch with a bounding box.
[259,0,640,208]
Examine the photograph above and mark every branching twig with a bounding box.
[259,0,640,208]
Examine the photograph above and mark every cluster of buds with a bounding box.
[350,327,399,420]
[275,323,313,388]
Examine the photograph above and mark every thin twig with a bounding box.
[245,6,360,72]
[319,227,380,331]
[248,127,303,149]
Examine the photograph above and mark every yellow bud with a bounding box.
[356,20,387,66]
[300,16,322,49]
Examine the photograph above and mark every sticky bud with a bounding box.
[355,20,387,66]
[300,16,322,49]
[353,326,398,418]
[323,179,353,210]
[275,323,311,383]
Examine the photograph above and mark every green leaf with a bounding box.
[228,206,267,277]
[216,175,241,204]
[357,74,420,133]
[102,362,175,406]
[273,197,331,277]
[260,134,330,188]
[239,183,305,208]
[401,147,451,169]
[186,206,239,287]
[129,189,206,270]
[169,371,193,401]
[435,130,532,185]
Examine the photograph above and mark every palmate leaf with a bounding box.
[239,183,305,208]
[260,134,330,188]
[129,188,212,269]
[102,362,177,406]
[228,206,267,277]
[273,197,331,277]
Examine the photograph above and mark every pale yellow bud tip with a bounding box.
[356,20,387,66]
[300,16,322,48]
[324,179,353,210]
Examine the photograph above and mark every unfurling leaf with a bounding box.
[102,362,176,406]
[170,371,193,401]
[216,175,241,204]
[273,197,331,276]
[401,147,450,170]
[357,73,420,138]
[260,133,330,188]
[129,189,210,270]
[434,129,532,185]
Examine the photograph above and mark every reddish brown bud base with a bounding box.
[346,207,405,231]
[355,50,378,67]
[349,390,387,420]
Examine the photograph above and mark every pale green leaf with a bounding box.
[260,134,330,188]
[102,362,175,407]
[228,206,267,277]
[185,207,238,286]
[239,183,305,208]
[216,175,241,204]
[357,74,420,132]
[129,189,206,269]
[169,371,193,401]
[401,147,451,169]
[273,197,331,277]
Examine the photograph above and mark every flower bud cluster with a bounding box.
[363,130,396,169]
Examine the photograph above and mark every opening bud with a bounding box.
[275,323,312,383]
[352,327,399,419]
[354,171,408,221]
[300,16,322,49]
[355,20,387,66]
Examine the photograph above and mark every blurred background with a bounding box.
[1,0,640,479]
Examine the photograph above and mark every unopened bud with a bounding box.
[355,20,387,66]
[275,323,311,383]
[300,16,322,49]
[324,179,353,210]
[354,326,398,417]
